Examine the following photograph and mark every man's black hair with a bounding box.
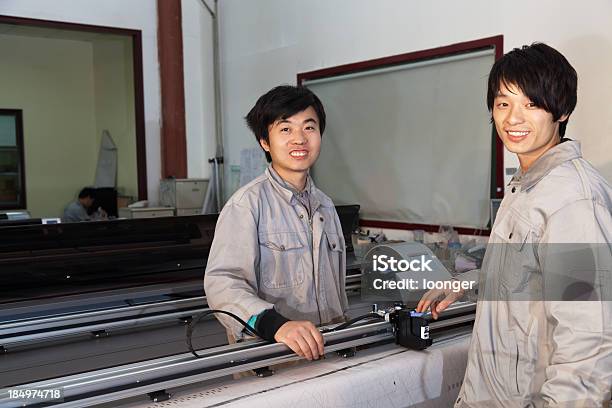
[487,42,577,136]
[78,187,96,199]
[245,85,326,162]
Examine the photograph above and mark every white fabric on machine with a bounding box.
[123,333,470,408]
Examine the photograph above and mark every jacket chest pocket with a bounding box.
[323,231,344,273]
[494,211,539,294]
[259,232,306,289]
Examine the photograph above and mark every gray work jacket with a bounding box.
[204,166,348,338]
[63,201,90,222]
[456,140,612,407]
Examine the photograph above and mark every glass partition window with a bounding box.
[0,110,25,209]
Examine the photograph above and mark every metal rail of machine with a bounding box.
[0,302,475,408]
[0,296,210,350]
[1,277,363,351]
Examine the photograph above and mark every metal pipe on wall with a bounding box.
[200,0,225,209]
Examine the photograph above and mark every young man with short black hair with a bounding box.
[205,85,347,361]
[417,43,611,406]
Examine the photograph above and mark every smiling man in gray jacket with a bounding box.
[204,86,347,362]
[418,43,611,407]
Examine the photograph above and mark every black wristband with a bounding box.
[255,308,290,342]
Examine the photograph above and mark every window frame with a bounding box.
[0,108,26,210]
[0,14,148,201]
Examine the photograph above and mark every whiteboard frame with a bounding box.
[297,35,504,235]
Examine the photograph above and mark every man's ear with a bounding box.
[259,138,270,152]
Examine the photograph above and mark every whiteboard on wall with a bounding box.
[304,48,496,229]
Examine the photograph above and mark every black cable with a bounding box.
[328,313,385,332]
[186,309,267,358]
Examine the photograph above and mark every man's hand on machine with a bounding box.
[274,320,324,360]
[416,285,465,319]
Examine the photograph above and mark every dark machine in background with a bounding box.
[0,205,360,304]
[91,187,118,218]
[0,214,217,303]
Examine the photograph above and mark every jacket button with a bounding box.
[512,186,516,193]
[299,214,304,219]
[332,243,336,249]
[509,232,513,239]
[319,216,324,222]
[280,245,285,251]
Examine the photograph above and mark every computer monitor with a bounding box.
[93,187,118,217]
[335,204,360,252]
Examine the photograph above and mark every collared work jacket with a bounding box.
[204,167,348,338]
[456,140,612,407]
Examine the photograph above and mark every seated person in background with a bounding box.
[63,187,107,222]
[205,85,347,361]
[63,187,96,222]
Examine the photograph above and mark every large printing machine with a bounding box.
[0,208,476,407]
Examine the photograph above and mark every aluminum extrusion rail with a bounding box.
[1,277,366,350]
[0,297,210,350]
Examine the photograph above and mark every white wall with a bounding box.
[218,0,612,198]
[182,0,216,180]
[0,0,163,203]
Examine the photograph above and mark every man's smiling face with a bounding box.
[259,106,322,177]
[493,81,568,170]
